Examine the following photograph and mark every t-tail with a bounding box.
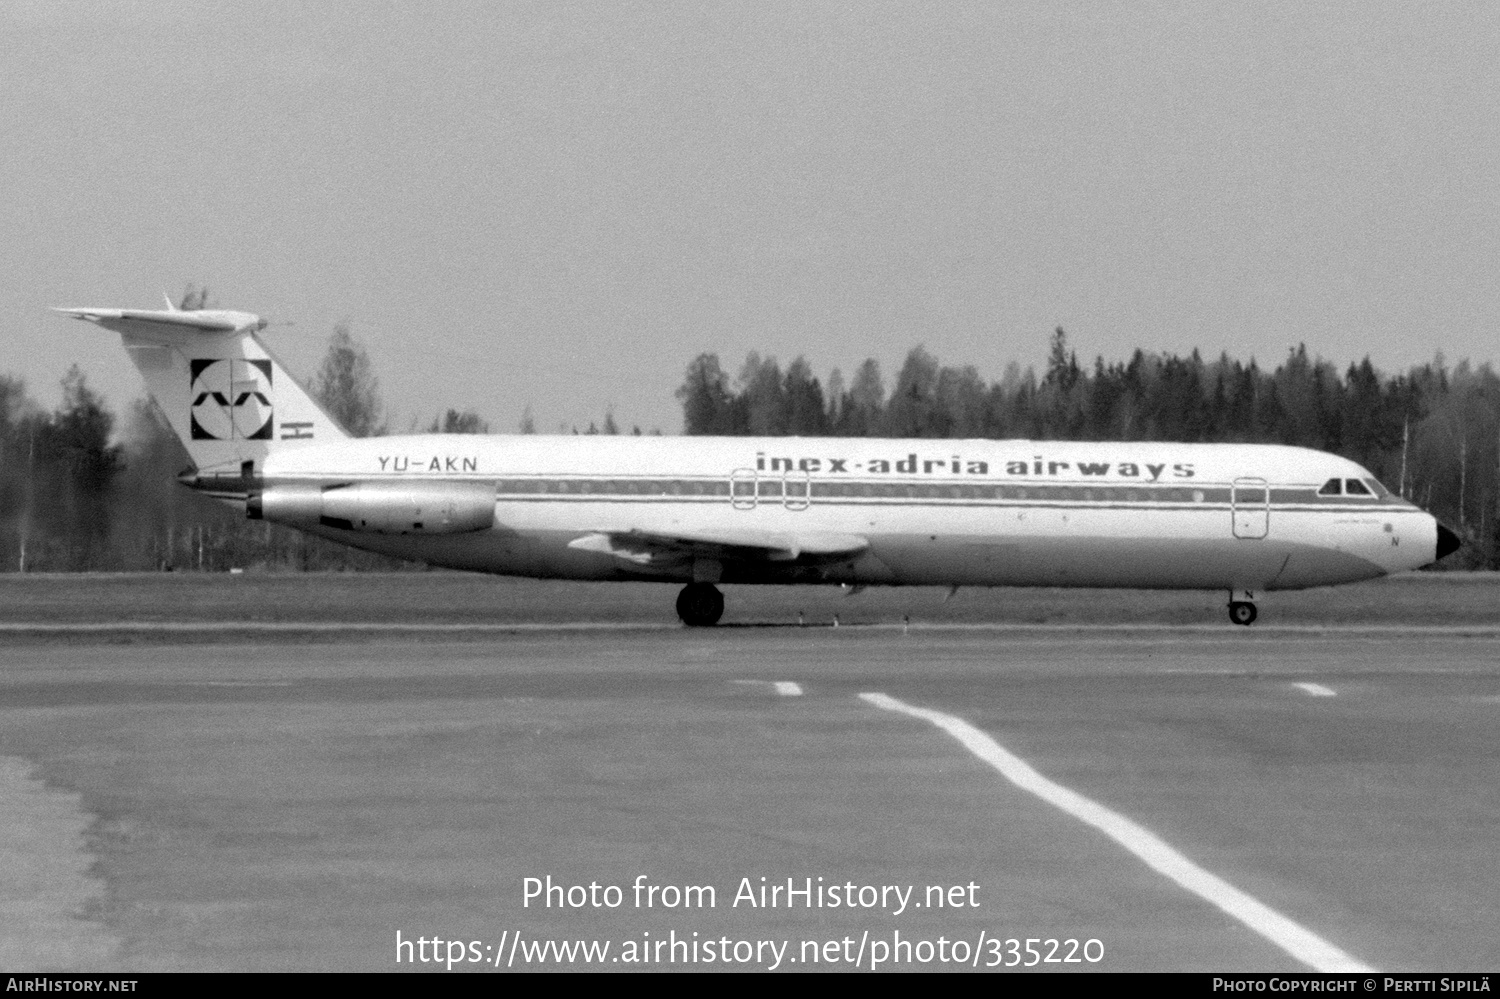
[53,302,346,479]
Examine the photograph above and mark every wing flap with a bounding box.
[568,527,868,565]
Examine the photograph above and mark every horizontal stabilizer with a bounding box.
[53,307,263,336]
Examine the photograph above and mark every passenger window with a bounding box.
[1318,478,1342,496]
[1344,479,1371,496]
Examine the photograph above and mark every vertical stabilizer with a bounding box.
[54,305,346,474]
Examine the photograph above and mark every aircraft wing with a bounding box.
[568,527,869,566]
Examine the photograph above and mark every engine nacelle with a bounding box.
[248,481,495,535]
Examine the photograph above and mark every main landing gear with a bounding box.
[1227,589,1258,626]
[676,583,724,627]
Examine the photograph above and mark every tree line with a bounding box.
[678,329,1500,567]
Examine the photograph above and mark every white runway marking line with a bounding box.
[731,680,804,697]
[859,692,1374,974]
[1293,683,1337,697]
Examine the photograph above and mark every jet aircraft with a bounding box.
[55,300,1461,626]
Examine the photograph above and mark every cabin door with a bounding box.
[730,469,757,510]
[783,470,810,511]
[1231,477,1269,539]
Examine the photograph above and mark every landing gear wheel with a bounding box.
[1228,601,1258,626]
[676,583,725,627]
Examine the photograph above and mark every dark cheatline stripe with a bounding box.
[483,476,1411,512]
[220,474,1411,512]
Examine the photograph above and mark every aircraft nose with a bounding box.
[1435,523,1462,562]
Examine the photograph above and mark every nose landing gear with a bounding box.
[676,583,725,627]
[1227,589,1258,626]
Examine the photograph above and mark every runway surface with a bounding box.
[1,614,1496,972]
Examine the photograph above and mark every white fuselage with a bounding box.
[245,435,1439,592]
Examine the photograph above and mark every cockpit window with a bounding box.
[1344,479,1372,496]
[1318,478,1342,496]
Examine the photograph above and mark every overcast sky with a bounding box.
[4,1,1497,435]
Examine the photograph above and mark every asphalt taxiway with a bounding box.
[1,621,1496,972]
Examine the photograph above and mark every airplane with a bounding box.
[55,299,1461,627]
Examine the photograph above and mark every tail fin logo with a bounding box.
[190,359,274,441]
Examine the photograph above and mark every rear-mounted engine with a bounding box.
[247,481,495,535]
